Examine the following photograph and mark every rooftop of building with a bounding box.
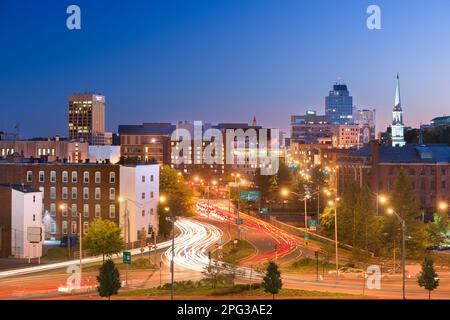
[118,123,176,135]
[352,143,450,163]
[0,184,41,193]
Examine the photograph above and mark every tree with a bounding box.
[275,162,292,189]
[158,207,172,238]
[336,181,360,246]
[97,259,121,300]
[382,170,428,256]
[262,261,282,299]
[418,257,439,299]
[83,218,124,263]
[425,212,449,246]
[253,168,277,205]
[353,185,382,256]
[159,166,194,220]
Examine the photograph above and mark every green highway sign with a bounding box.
[240,191,260,202]
[261,208,269,214]
[123,251,131,264]
[236,218,244,225]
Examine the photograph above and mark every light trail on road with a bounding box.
[163,218,223,272]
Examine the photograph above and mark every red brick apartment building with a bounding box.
[0,160,120,240]
[337,141,450,214]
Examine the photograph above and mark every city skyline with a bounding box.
[1,0,450,138]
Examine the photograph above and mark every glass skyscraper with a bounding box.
[325,83,354,124]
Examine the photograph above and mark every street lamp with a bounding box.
[327,198,340,280]
[60,204,83,285]
[164,206,176,301]
[281,188,320,235]
[386,208,406,300]
[438,201,448,212]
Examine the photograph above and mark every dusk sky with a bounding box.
[1,0,449,138]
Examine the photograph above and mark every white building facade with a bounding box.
[119,165,160,243]
[11,187,44,259]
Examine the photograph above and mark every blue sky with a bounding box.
[0,0,449,137]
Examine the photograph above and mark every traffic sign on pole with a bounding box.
[123,251,131,264]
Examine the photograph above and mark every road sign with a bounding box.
[240,191,260,202]
[309,219,317,231]
[304,234,310,240]
[123,251,131,264]
[218,239,223,246]
[27,227,42,243]
[261,208,269,214]
[236,218,244,225]
[215,243,219,248]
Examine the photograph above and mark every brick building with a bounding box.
[337,141,450,213]
[0,161,120,240]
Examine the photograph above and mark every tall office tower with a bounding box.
[391,74,405,147]
[325,82,354,124]
[68,94,106,145]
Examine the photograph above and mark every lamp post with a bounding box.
[327,198,340,281]
[281,189,320,236]
[60,204,83,284]
[165,206,176,301]
[386,208,406,300]
[370,192,387,216]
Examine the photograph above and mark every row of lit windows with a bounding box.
[27,171,116,184]
[47,186,116,201]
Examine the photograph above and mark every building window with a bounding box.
[50,203,56,216]
[442,181,447,189]
[39,171,45,183]
[71,221,77,234]
[50,171,56,183]
[95,171,101,184]
[109,172,116,183]
[62,187,68,200]
[62,171,68,183]
[71,204,77,217]
[421,180,426,190]
[95,187,101,200]
[431,168,436,176]
[420,168,426,176]
[27,171,33,182]
[109,205,116,218]
[109,188,116,200]
[150,191,154,198]
[83,222,89,235]
[142,209,145,217]
[83,204,89,218]
[62,221,68,235]
[83,171,89,183]
[62,205,68,217]
[72,171,78,183]
[142,176,145,183]
[141,192,145,200]
[150,208,154,215]
[50,187,56,200]
[83,187,89,200]
[72,187,77,200]
[50,222,57,235]
[150,175,154,182]
[442,169,447,176]
[95,204,101,218]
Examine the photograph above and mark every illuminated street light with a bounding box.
[438,202,448,211]
[384,206,406,300]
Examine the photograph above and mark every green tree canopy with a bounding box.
[97,259,121,300]
[159,165,194,217]
[382,169,428,256]
[418,257,439,299]
[262,261,282,299]
[83,218,124,262]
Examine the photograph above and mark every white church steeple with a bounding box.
[391,73,405,147]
